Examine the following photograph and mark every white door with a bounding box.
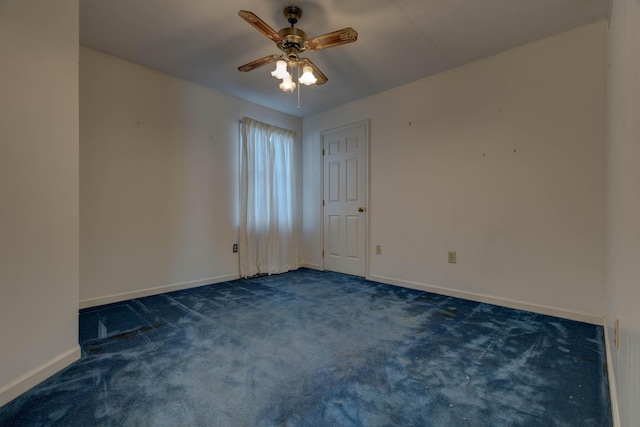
[323,121,368,277]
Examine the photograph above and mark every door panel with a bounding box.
[346,215,359,259]
[328,215,340,257]
[329,161,340,202]
[346,158,359,201]
[323,122,368,277]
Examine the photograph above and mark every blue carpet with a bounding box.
[0,269,612,426]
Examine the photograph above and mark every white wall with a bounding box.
[80,47,302,307]
[0,0,80,406]
[605,0,640,425]
[303,21,607,322]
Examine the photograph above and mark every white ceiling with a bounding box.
[80,0,609,117]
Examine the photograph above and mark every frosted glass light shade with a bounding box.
[271,60,290,79]
[299,66,317,85]
[279,77,296,92]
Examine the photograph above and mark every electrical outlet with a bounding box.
[376,245,382,255]
[448,251,457,264]
[233,243,238,253]
[615,317,620,350]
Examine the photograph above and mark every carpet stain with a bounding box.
[436,309,458,318]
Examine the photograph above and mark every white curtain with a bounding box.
[239,117,298,277]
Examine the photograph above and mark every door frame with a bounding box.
[320,119,370,278]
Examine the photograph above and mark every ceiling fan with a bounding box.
[237,6,358,90]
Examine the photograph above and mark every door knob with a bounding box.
[358,207,366,212]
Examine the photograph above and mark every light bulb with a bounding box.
[299,66,317,86]
[279,77,296,92]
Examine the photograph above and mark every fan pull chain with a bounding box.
[297,65,301,109]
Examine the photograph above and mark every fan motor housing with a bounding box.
[277,27,307,53]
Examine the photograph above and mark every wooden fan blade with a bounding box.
[238,10,282,42]
[300,58,328,85]
[305,27,358,51]
[238,54,281,72]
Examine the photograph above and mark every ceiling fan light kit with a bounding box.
[238,6,357,103]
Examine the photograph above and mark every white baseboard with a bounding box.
[368,274,603,325]
[79,273,240,309]
[603,317,621,427]
[0,345,80,407]
[299,262,322,270]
